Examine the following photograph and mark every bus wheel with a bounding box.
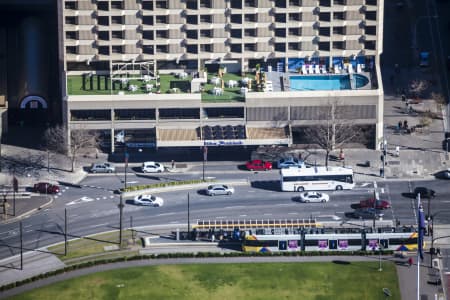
[297,187,304,192]
[336,185,343,191]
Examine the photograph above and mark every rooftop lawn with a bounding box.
[9,261,400,300]
[66,72,256,102]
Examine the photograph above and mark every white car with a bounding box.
[206,184,235,196]
[141,161,165,173]
[298,191,329,203]
[133,194,164,207]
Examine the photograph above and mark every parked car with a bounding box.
[206,184,235,196]
[298,191,329,203]
[413,187,435,198]
[133,194,164,207]
[419,51,430,67]
[90,162,115,173]
[348,208,384,219]
[245,159,272,171]
[443,168,450,179]
[357,198,391,210]
[142,161,165,173]
[277,157,304,169]
[33,182,60,194]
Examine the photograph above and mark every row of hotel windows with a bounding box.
[65,0,378,10]
[66,41,376,54]
[66,26,376,40]
[65,11,376,26]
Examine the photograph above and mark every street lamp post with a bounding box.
[412,15,438,50]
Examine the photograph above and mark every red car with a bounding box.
[359,198,391,210]
[33,182,60,194]
[245,160,272,171]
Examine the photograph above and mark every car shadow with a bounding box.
[401,192,416,199]
[196,189,209,196]
[125,199,135,205]
[250,180,281,192]
[433,170,449,180]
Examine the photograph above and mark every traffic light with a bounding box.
[13,177,18,193]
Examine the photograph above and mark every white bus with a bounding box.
[280,166,355,192]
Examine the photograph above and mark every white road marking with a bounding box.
[96,198,100,200]
[169,221,180,224]
[288,212,298,215]
[103,196,107,199]
[263,213,272,216]
[360,183,370,187]
[110,196,115,199]
[215,216,226,219]
[127,181,138,184]
[239,214,247,217]
[156,212,176,216]
[66,196,95,206]
[89,223,109,228]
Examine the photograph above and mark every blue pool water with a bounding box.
[290,74,369,91]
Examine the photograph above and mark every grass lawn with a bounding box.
[47,230,137,262]
[9,262,400,300]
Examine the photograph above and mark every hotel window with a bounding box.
[66,46,77,54]
[156,30,168,38]
[319,27,330,36]
[111,16,123,25]
[200,0,212,8]
[98,46,109,55]
[365,11,377,21]
[244,43,256,51]
[98,16,109,26]
[244,0,257,8]
[200,29,212,38]
[230,14,242,24]
[275,43,286,52]
[288,28,300,36]
[186,30,198,39]
[111,31,123,39]
[111,1,123,9]
[200,44,212,52]
[142,1,153,10]
[97,1,108,10]
[366,0,377,5]
[334,0,346,4]
[155,1,167,9]
[319,12,330,22]
[288,43,301,51]
[244,29,256,37]
[65,2,76,9]
[364,40,376,50]
[274,0,287,8]
[186,0,198,9]
[319,0,331,7]
[275,14,286,22]
[289,13,301,21]
[289,0,300,6]
[244,14,257,22]
[143,31,154,39]
[230,0,242,9]
[65,16,77,25]
[65,31,77,40]
[332,41,345,49]
[143,45,154,54]
[318,42,330,51]
[275,28,286,37]
[333,26,345,35]
[230,29,242,38]
[365,26,376,35]
[98,31,109,40]
[112,46,122,53]
[186,15,198,24]
[156,45,168,53]
[200,15,212,23]
[230,44,242,53]
[187,44,198,54]
[334,12,345,20]
[156,15,168,24]
[142,16,153,25]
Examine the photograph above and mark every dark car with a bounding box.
[414,187,435,198]
[358,198,391,210]
[245,159,272,171]
[33,182,60,194]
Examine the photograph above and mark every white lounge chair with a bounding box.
[301,65,307,74]
[308,65,314,74]
[314,65,320,74]
[348,64,354,74]
[321,65,327,74]
[356,64,362,73]
[334,65,341,74]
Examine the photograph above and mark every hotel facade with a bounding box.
[59,0,385,152]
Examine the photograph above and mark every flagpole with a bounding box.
[417,194,421,300]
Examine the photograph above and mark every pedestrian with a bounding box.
[403,120,408,130]
[408,257,413,268]
[395,146,400,157]
[398,121,402,130]
[171,160,175,169]
[379,168,384,178]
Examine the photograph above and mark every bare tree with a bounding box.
[43,125,99,172]
[409,80,428,99]
[303,100,363,168]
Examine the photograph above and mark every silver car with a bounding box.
[206,184,235,196]
[90,162,115,173]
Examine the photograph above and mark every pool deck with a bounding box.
[266,71,372,92]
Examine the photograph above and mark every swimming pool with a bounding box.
[290,74,369,91]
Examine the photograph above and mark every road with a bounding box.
[1,164,450,260]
